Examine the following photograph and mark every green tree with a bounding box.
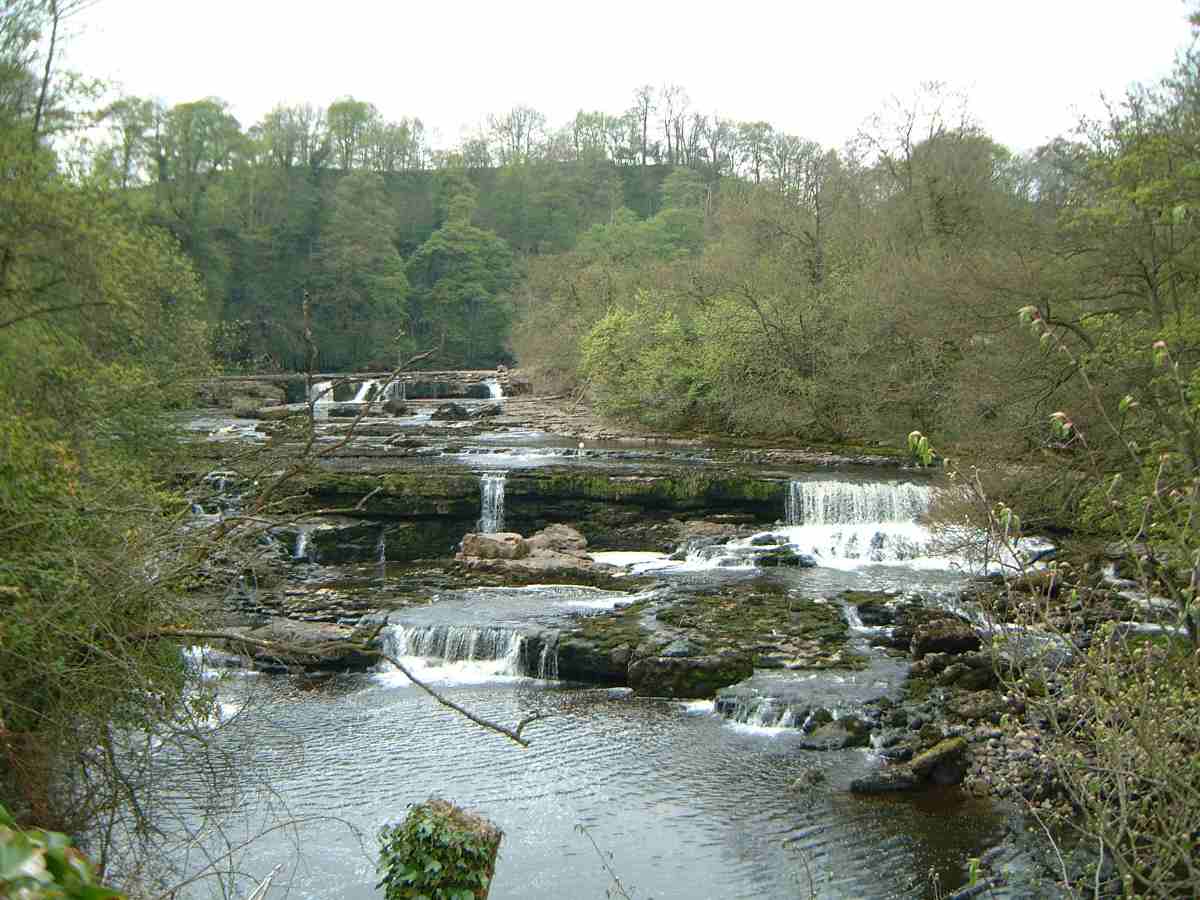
[311,170,409,368]
[406,182,513,366]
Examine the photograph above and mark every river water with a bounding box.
[174,408,1015,899]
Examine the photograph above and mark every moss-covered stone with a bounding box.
[654,584,857,666]
[627,652,754,699]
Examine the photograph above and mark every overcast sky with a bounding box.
[63,0,1195,154]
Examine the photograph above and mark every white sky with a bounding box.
[63,0,1195,154]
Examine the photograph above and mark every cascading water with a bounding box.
[309,380,334,403]
[293,527,314,562]
[478,473,506,533]
[352,379,379,402]
[780,479,934,566]
[484,378,504,400]
[785,479,930,526]
[378,624,530,682]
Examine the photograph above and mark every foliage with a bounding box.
[579,297,707,429]
[906,431,935,467]
[377,800,501,900]
[0,803,123,899]
[0,3,217,875]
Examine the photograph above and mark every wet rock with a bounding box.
[850,737,968,793]
[849,768,921,792]
[431,402,472,420]
[556,637,629,684]
[886,603,963,650]
[382,398,409,416]
[799,716,871,750]
[627,652,753,699]
[327,404,362,418]
[472,403,503,418]
[459,532,529,559]
[756,549,817,567]
[911,620,981,658]
[749,532,786,546]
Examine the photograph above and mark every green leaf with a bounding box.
[0,833,38,881]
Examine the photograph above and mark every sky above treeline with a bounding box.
[64,0,1195,154]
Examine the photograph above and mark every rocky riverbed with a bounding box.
[175,379,1184,898]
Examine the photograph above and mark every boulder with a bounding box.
[327,405,362,418]
[756,549,816,567]
[627,652,753,699]
[556,637,630,684]
[459,532,529,560]
[850,737,969,793]
[472,403,503,418]
[382,398,409,416]
[526,523,588,553]
[799,717,871,750]
[911,620,981,658]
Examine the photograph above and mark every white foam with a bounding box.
[372,656,532,688]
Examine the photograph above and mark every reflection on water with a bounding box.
[165,678,1005,900]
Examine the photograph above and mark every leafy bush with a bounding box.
[377,800,502,900]
[0,803,123,899]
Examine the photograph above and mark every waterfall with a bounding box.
[714,694,807,730]
[352,379,379,402]
[785,480,931,526]
[376,529,387,582]
[309,380,334,403]
[294,528,313,561]
[479,473,506,532]
[381,624,528,676]
[484,378,504,400]
[772,479,936,565]
[536,633,559,679]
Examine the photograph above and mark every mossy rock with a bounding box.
[654,584,850,662]
[627,652,754,699]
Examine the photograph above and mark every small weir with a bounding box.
[380,624,531,678]
[478,472,506,532]
[785,479,931,526]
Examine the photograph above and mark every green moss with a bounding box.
[647,586,855,667]
[904,674,935,702]
[569,601,651,652]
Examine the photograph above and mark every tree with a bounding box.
[486,104,546,165]
[326,96,377,170]
[310,171,409,368]
[406,181,513,366]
